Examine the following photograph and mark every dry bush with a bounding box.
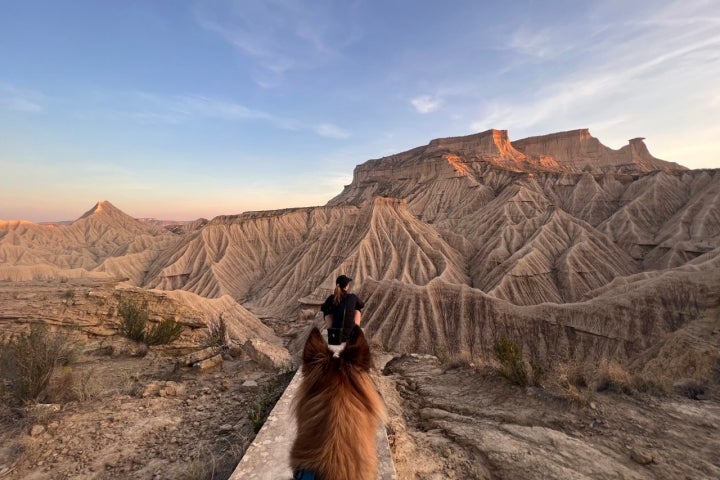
[672,378,707,400]
[203,315,228,348]
[593,359,633,394]
[441,348,476,371]
[178,448,217,480]
[564,383,594,407]
[44,366,102,403]
[0,325,77,405]
[550,360,594,406]
[493,337,528,386]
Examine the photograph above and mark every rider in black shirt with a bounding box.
[320,275,364,342]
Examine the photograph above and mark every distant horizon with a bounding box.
[0,128,720,224]
[2,125,709,224]
[2,1,719,222]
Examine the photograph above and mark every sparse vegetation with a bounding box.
[178,448,217,480]
[493,337,528,386]
[117,298,184,346]
[203,314,228,347]
[117,299,149,342]
[673,378,707,400]
[145,318,185,346]
[248,369,295,433]
[0,325,77,404]
[593,359,633,394]
[62,289,75,299]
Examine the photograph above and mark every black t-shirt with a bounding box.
[320,293,364,339]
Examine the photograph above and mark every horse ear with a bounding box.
[303,327,331,368]
[340,326,372,371]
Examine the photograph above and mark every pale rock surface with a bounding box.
[242,338,293,370]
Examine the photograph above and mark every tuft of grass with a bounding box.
[178,448,217,480]
[62,289,75,299]
[248,370,295,433]
[493,337,528,386]
[203,314,228,348]
[0,325,77,404]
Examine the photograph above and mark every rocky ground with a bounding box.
[0,342,291,480]
[0,280,292,480]
[378,354,720,480]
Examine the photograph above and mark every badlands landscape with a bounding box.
[1,128,719,479]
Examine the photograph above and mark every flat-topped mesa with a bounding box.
[427,129,522,157]
[513,129,687,173]
[344,129,559,184]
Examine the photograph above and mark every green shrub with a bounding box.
[204,315,228,347]
[0,325,76,404]
[145,318,185,346]
[493,337,528,386]
[117,299,149,342]
[117,299,184,345]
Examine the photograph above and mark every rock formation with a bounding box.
[2,129,718,367]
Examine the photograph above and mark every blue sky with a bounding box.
[1,0,719,222]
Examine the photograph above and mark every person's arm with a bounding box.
[320,297,332,328]
[353,295,364,325]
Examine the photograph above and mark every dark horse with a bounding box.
[290,326,386,480]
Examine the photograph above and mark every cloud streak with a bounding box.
[91,90,349,139]
[469,0,720,156]
[0,82,43,113]
[195,0,362,85]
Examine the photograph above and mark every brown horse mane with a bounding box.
[290,326,386,480]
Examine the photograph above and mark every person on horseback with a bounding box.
[320,274,364,344]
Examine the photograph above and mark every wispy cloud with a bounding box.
[0,82,44,113]
[315,123,350,139]
[195,0,362,86]
[470,1,720,151]
[411,95,442,114]
[505,28,572,59]
[92,89,349,139]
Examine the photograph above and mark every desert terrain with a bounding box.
[1,128,719,479]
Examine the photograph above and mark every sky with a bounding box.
[1,0,719,222]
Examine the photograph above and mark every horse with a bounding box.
[290,326,386,480]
